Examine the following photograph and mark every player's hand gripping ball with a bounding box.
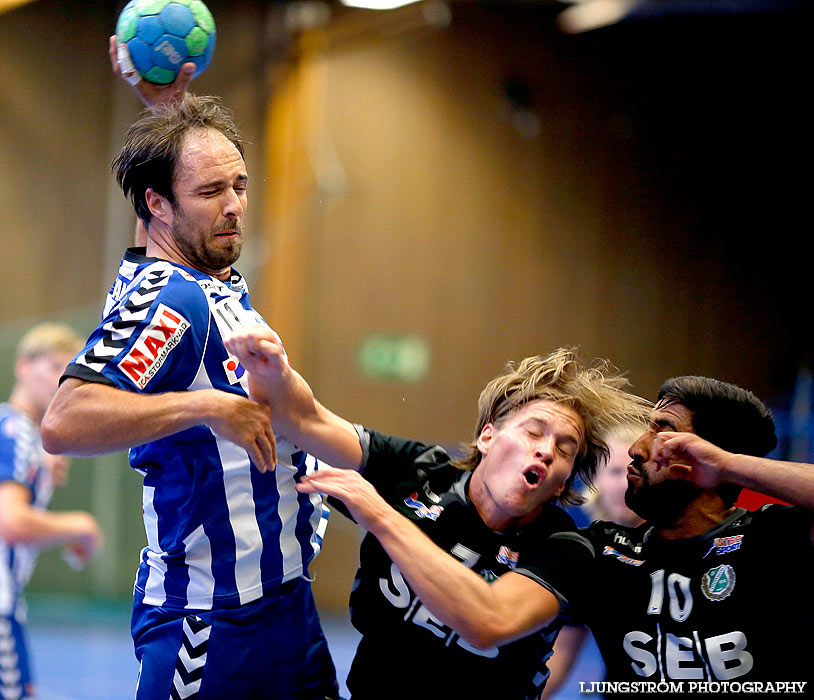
[116,0,216,85]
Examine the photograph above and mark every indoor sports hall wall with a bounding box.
[0,0,810,609]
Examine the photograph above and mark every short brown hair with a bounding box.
[453,348,651,506]
[113,93,245,225]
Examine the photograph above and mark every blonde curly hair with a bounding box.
[453,348,651,506]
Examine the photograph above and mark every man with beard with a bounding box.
[568,376,814,697]
[41,95,340,700]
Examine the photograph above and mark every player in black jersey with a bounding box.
[556,376,814,698]
[224,330,650,699]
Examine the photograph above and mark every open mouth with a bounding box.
[523,468,541,486]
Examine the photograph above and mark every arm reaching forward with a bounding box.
[0,481,103,563]
[296,467,561,649]
[654,431,814,542]
[653,431,814,510]
[224,327,363,470]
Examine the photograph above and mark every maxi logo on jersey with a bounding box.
[119,304,190,389]
[403,493,444,520]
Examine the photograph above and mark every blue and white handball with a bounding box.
[116,0,216,85]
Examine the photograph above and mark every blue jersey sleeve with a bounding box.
[0,413,37,486]
[64,264,210,394]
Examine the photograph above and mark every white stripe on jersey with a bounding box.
[304,455,329,556]
[275,458,306,582]
[0,544,14,615]
[141,485,168,606]
[183,525,214,609]
[104,255,142,318]
[215,436,264,606]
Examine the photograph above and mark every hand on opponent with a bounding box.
[297,468,390,534]
[224,327,316,425]
[651,431,735,489]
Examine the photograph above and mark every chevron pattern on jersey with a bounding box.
[0,619,22,700]
[169,615,211,700]
[76,263,175,374]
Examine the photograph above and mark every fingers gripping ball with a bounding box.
[116,0,216,85]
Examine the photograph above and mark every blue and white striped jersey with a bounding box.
[0,404,53,620]
[63,249,329,611]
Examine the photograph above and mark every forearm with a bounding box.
[42,378,219,456]
[0,506,95,549]
[249,367,362,470]
[224,329,363,468]
[372,508,557,648]
[284,401,363,470]
[722,453,814,510]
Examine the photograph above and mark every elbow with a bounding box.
[457,617,512,651]
[0,518,26,545]
[462,631,502,651]
[41,409,70,456]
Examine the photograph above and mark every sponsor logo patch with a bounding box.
[702,564,736,601]
[119,304,190,389]
[403,493,444,520]
[602,545,645,566]
[223,356,246,385]
[714,535,743,554]
[496,545,519,569]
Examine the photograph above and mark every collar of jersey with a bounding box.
[124,247,246,290]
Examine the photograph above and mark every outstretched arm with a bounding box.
[41,378,277,471]
[225,328,363,470]
[654,431,814,509]
[296,468,561,649]
[0,482,103,563]
[109,35,195,108]
[654,431,814,540]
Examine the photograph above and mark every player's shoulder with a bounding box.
[111,260,210,320]
[529,502,581,536]
[730,503,813,536]
[366,429,451,469]
[581,519,647,552]
[363,428,459,495]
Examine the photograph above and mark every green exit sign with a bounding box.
[358,334,431,383]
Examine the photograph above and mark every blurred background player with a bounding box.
[0,323,104,699]
[577,423,646,528]
[542,423,645,699]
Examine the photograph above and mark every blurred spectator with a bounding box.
[0,323,103,699]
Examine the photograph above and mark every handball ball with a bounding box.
[116,0,216,85]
